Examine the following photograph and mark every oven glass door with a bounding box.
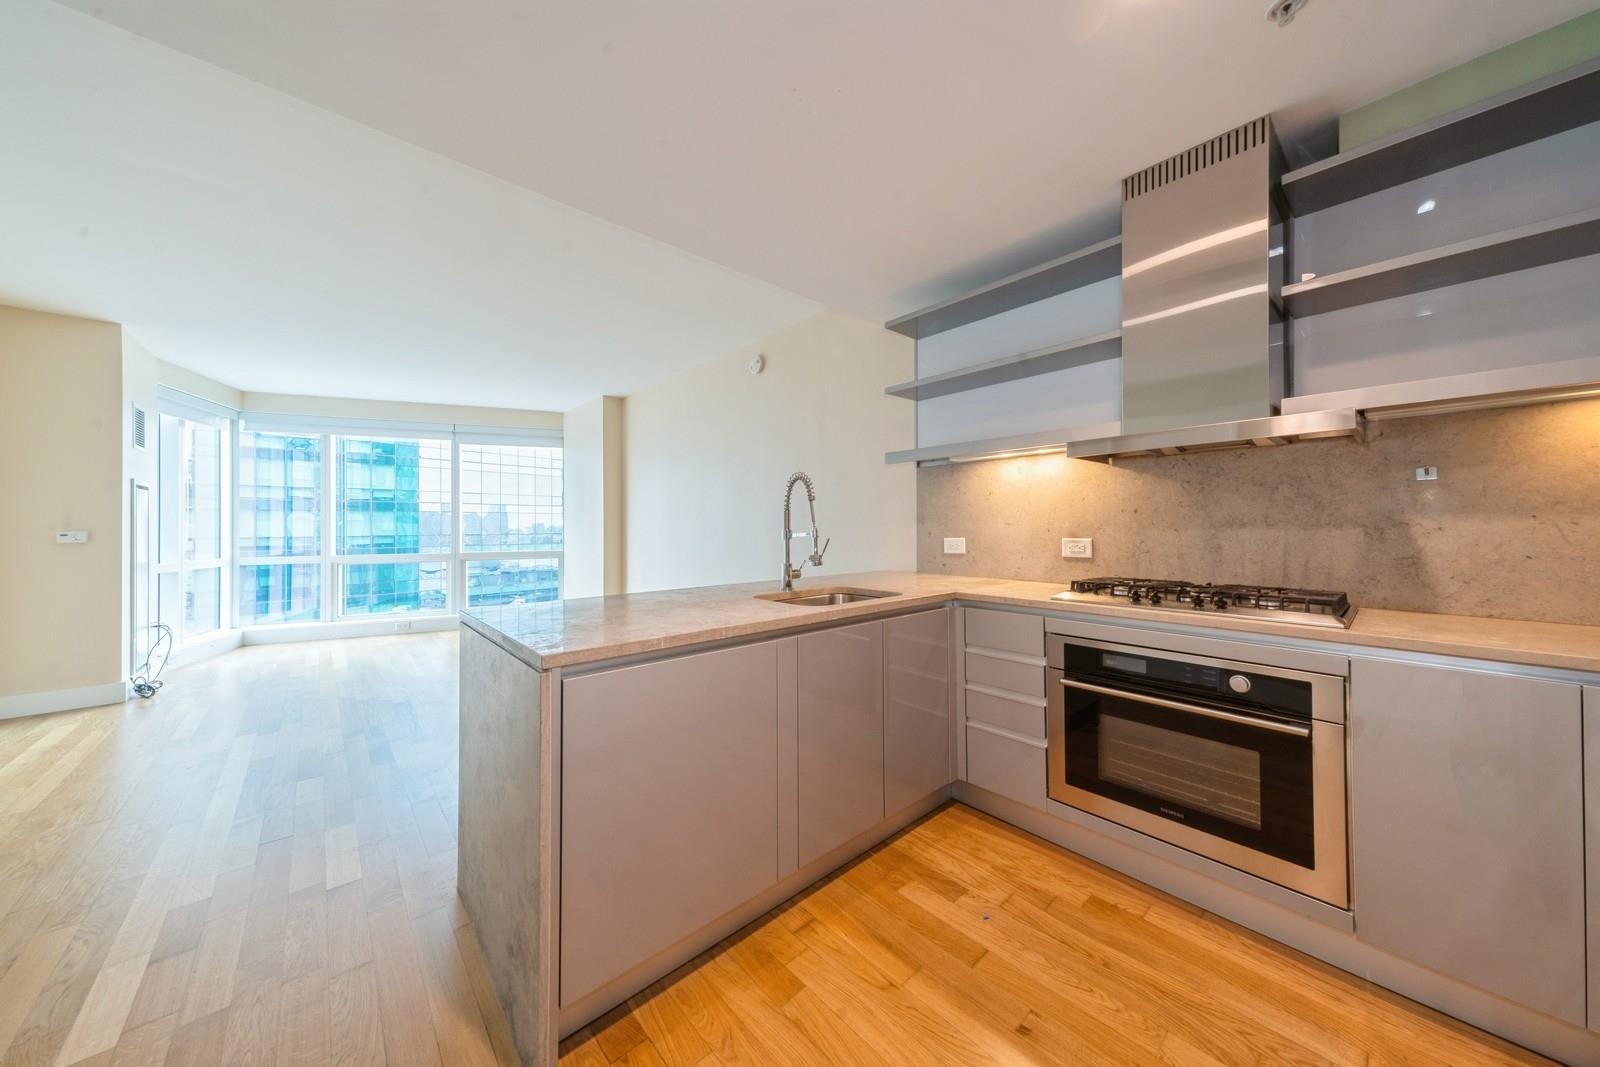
[1059,678,1316,868]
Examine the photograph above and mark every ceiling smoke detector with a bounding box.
[1266,0,1311,26]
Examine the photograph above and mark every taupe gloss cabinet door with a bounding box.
[1587,686,1600,1033]
[1350,658,1584,1026]
[797,620,885,867]
[884,609,952,816]
[560,641,780,1006]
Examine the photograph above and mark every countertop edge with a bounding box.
[460,581,1600,677]
[459,611,551,670]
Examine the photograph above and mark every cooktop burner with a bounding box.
[1053,578,1355,628]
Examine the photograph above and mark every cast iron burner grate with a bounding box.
[1068,578,1352,617]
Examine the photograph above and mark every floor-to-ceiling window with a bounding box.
[153,395,232,645]
[237,431,323,625]
[334,434,452,616]
[235,418,562,628]
[458,440,564,608]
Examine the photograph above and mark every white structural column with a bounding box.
[562,395,625,598]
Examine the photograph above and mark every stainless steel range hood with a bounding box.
[1074,116,1362,461]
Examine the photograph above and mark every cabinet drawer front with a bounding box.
[1585,685,1599,1034]
[561,641,780,1005]
[965,608,1043,657]
[965,651,1044,698]
[966,686,1045,739]
[885,610,953,817]
[965,723,1047,811]
[797,620,886,868]
[1350,658,1584,1026]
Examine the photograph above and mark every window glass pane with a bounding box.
[239,563,321,624]
[238,432,322,557]
[157,571,181,634]
[336,437,451,555]
[459,444,563,552]
[465,558,561,607]
[185,423,224,561]
[340,561,448,616]
[157,414,183,566]
[184,567,222,636]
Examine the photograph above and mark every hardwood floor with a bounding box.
[565,804,1554,1067]
[0,633,510,1067]
[0,634,1552,1067]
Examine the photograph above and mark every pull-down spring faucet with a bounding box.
[781,472,830,591]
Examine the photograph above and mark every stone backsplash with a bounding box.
[916,398,1600,626]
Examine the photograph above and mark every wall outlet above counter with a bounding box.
[1061,538,1093,559]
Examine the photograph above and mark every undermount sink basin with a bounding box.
[756,587,900,607]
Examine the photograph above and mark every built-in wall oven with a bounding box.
[1046,635,1349,908]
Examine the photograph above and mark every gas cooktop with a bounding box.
[1052,577,1356,629]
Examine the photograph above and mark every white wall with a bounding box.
[241,392,561,431]
[155,354,244,410]
[122,333,160,683]
[0,305,127,705]
[623,310,915,592]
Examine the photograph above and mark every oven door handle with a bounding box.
[1060,678,1311,738]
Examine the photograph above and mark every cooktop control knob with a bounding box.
[1228,674,1253,694]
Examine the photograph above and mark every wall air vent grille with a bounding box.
[131,403,147,450]
[1122,117,1270,201]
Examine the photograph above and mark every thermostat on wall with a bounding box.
[56,530,89,544]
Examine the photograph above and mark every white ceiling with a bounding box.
[0,0,819,410]
[6,0,1595,409]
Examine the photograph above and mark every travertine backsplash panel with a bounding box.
[917,398,1600,625]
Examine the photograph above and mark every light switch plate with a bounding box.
[1414,466,1439,481]
[1061,537,1093,559]
[55,530,88,544]
[943,537,966,555]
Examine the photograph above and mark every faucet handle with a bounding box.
[809,537,830,567]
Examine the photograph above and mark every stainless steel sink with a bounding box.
[756,587,899,607]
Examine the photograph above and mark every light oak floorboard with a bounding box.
[0,634,1556,1067]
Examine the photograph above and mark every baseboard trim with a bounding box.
[0,681,127,721]
[168,630,244,670]
[242,614,458,645]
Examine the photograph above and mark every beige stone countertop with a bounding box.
[459,570,1600,676]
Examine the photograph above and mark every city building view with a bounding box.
[236,432,562,624]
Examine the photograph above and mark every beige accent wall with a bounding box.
[917,399,1600,626]
[624,310,916,593]
[563,395,625,598]
[0,306,127,698]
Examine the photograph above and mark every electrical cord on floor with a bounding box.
[130,623,173,698]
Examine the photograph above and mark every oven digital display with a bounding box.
[1102,653,1148,675]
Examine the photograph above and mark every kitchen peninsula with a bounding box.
[458,571,1600,1067]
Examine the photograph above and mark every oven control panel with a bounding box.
[1071,645,1313,719]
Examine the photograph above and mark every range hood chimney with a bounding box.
[1071,116,1362,460]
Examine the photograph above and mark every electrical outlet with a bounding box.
[943,537,966,555]
[1415,466,1439,481]
[1061,538,1093,560]
[394,620,414,632]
